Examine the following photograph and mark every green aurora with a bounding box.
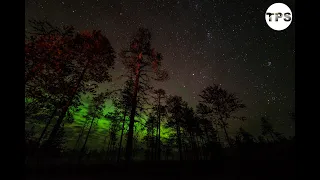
[26,97,175,150]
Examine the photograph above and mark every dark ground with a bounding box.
[26,140,295,179]
[26,157,295,180]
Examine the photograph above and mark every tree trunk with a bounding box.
[111,140,115,161]
[204,125,210,144]
[117,110,127,162]
[155,119,159,159]
[199,136,205,160]
[157,95,161,160]
[103,133,108,150]
[107,135,112,153]
[200,136,205,160]
[270,132,276,141]
[102,133,108,154]
[74,119,89,150]
[37,107,58,147]
[157,122,161,160]
[222,124,231,147]
[104,140,110,160]
[192,133,199,160]
[217,129,221,144]
[176,121,183,161]
[80,116,95,154]
[45,61,90,146]
[151,117,154,160]
[184,145,188,160]
[125,61,141,162]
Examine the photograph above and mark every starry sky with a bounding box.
[25,0,295,137]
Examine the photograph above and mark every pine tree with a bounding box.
[119,28,169,162]
[45,30,115,145]
[166,95,186,160]
[151,89,166,160]
[198,84,246,147]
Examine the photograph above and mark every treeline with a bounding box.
[25,19,295,163]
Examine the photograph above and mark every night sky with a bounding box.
[25,0,295,137]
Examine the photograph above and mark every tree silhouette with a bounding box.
[104,110,122,161]
[166,95,186,160]
[261,116,275,141]
[198,84,246,147]
[235,127,255,145]
[152,89,167,160]
[260,116,284,142]
[77,93,107,162]
[144,115,157,160]
[180,105,200,160]
[196,114,220,160]
[25,20,80,148]
[45,30,115,145]
[119,28,169,162]
[73,115,90,151]
[113,79,133,162]
[25,19,75,84]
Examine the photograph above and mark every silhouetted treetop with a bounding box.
[199,85,246,117]
[198,84,246,147]
[119,28,169,82]
[27,19,75,37]
[130,28,152,54]
[74,30,116,83]
[236,127,255,144]
[261,117,274,136]
[26,19,117,146]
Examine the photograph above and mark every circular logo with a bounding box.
[265,3,292,31]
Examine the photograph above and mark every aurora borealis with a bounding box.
[26,96,174,150]
[66,99,171,150]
